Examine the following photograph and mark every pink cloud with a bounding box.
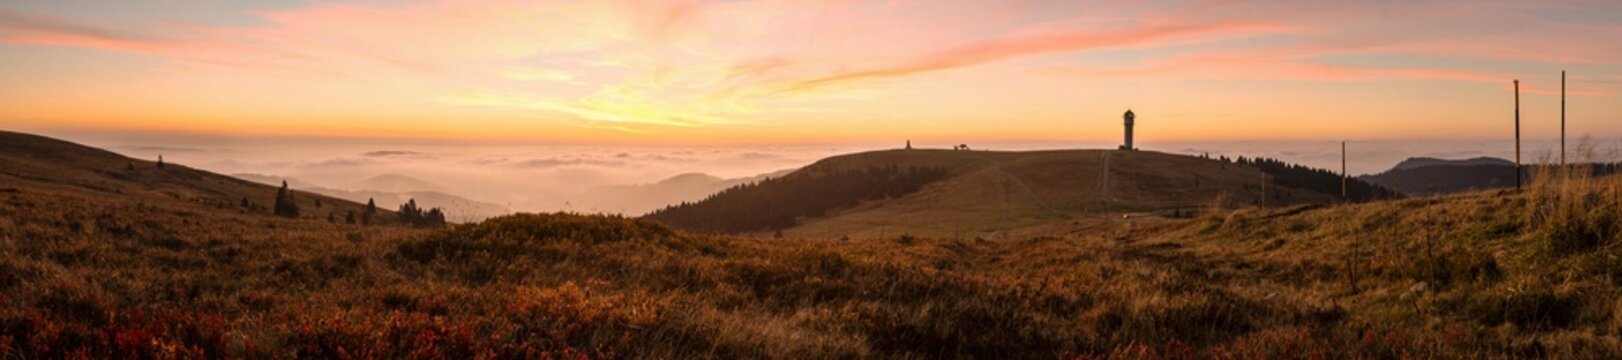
[763,21,1282,93]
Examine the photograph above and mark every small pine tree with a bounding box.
[362,197,377,225]
[240,197,250,208]
[273,181,300,217]
[157,155,165,168]
[345,211,357,225]
[326,213,336,223]
[126,161,135,172]
[399,199,422,225]
[314,198,322,208]
[425,208,446,227]
[273,182,287,212]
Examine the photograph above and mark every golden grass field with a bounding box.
[778,149,1335,240]
[3,131,1622,358]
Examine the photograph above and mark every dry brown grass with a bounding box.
[6,139,1622,357]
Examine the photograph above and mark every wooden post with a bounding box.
[1515,79,1522,191]
[1341,141,1348,200]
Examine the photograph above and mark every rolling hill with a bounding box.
[647,148,1395,239]
[1359,157,1520,196]
[1361,157,1622,197]
[0,130,382,222]
[579,169,794,215]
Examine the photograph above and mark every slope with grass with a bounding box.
[0,130,383,222]
[653,148,1380,239]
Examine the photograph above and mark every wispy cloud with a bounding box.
[0,9,175,52]
[760,21,1282,94]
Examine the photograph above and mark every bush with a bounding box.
[396,213,681,263]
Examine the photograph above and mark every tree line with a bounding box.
[265,181,446,227]
[644,165,951,233]
[1231,156,1401,201]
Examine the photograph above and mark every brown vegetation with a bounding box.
[4,131,1622,358]
[5,160,1622,357]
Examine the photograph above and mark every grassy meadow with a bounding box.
[3,159,1622,358]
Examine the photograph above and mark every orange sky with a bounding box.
[2,0,1620,145]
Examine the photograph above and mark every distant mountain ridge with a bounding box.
[1360,157,1519,196]
[232,173,509,222]
[1389,157,1515,171]
[350,173,447,193]
[1363,156,1620,196]
[579,169,795,215]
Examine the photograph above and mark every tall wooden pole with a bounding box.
[1561,71,1567,167]
[1341,141,1348,200]
[1515,79,1522,191]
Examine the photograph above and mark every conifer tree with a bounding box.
[426,208,446,227]
[273,181,301,217]
[399,199,422,225]
[157,155,165,168]
[362,198,377,225]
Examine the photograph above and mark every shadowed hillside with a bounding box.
[1362,157,1621,196]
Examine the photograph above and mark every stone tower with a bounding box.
[1121,109,1135,150]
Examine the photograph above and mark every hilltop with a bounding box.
[648,148,1395,238]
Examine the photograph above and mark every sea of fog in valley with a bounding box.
[42,131,1622,216]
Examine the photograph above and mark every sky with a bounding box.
[2,0,1621,214]
[2,0,1619,145]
